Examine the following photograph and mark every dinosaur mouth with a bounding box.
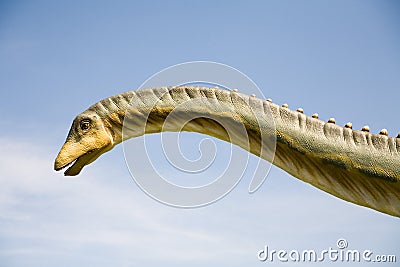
[55,149,99,176]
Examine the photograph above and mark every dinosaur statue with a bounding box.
[54,86,400,217]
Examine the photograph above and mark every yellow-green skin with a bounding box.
[54,86,400,217]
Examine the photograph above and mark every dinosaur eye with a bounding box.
[80,119,91,131]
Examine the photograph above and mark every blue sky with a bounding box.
[1,1,399,266]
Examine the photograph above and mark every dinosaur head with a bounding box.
[54,111,114,176]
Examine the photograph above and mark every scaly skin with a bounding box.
[54,86,400,217]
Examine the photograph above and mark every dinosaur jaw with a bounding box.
[55,149,102,176]
[54,140,113,176]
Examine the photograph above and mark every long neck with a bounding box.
[89,86,400,217]
[91,86,277,159]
